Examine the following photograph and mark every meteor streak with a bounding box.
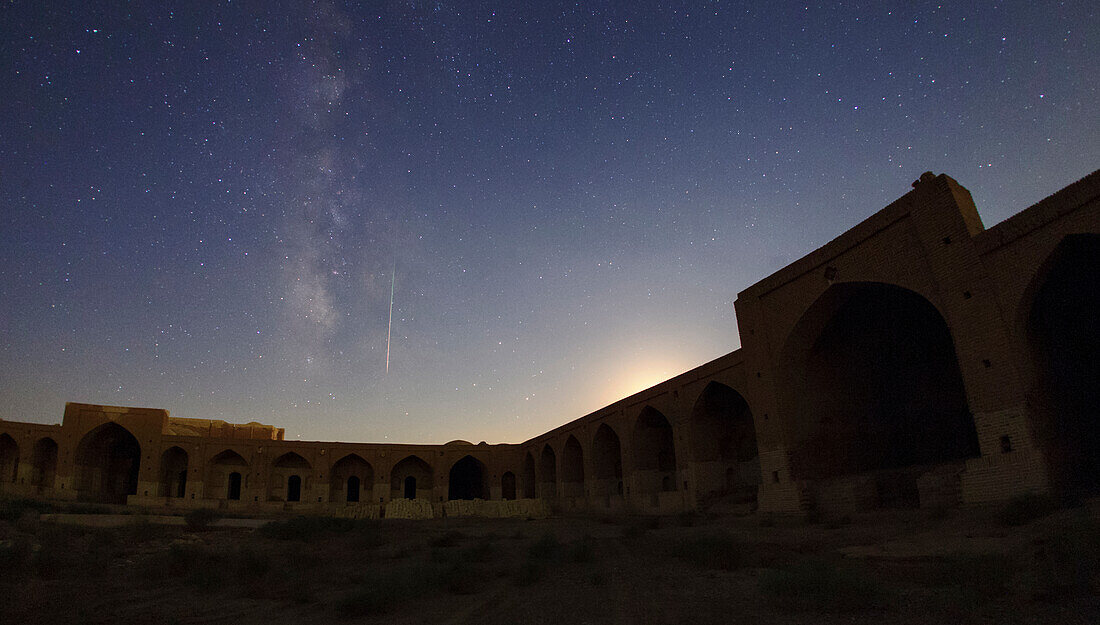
[385,259,395,374]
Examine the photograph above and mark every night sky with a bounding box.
[1,2,1096,444]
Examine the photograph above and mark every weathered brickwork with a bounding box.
[1,170,1097,516]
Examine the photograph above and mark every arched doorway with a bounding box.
[561,435,585,498]
[287,475,302,502]
[330,454,373,504]
[538,444,557,498]
[0,434,18,484]
[633,407,677,495]
[1024,234,1100,492]
[501,471,517,500]
[448,455,489,500]
[391,455,432,500]
[209,449,249,500]
[592,423,623,501]
[690,381,759,500]
[271,452,311,502]
[32,437,58,492]
[160,446,189,498]
[228,472,243,500]
[782,282,979,507]
[73,423,141,503]
[522,452,537,498]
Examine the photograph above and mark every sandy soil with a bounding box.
[1,501,1097,625]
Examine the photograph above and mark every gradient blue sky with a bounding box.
[2,1,1097,444]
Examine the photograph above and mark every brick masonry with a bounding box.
[1,170,1097,516]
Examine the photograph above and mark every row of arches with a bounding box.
[12,422,513,504]
[4,234,1092,509]
[522,384,760,505]
[518,233,1096,508]
[0,435,59,492]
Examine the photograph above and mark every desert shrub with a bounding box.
[463,539,495,563]
[336,568,423,616]
[124,517,169,542]
[440,561,482,595]
[527,532,560,560]
[570,535,596,563]
[0,537,33,573]
[677,533,743,570]
[803,507,824,525]
[678,511,702,527]
[184,508,220,531]
[759,558,888,612]
[429,530,467,548]
[824,515,853,530]
[999,493,1058,526]
[260,515,356,540]
[0,498,56,521]
[232,547,271,581]
[910,553,1014,604]
[165,543,206,577]
[337,580,399,616]
[61,502,111,515]
[514,560,545,586]
[186,563,226,592]
[1030,516,1100,601]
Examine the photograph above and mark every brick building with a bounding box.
[1,170,1096,517]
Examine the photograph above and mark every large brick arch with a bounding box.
[688,381,759,500]
[538,443,557,498]
[0,433,18,484]
[522,451,537,498]
[159,446,189,498]
[778,281,979,503]
[207,449,250,500]
[390,454,433,500]
[32,437,58,492]
[73,422,142,504]
[591,423,623,500]
[448,454,489,500]
[1018,233,1100,491]
[330,453,373,503]
[269,452,311,502]
[632,406,677,496]
[561,435,585,498]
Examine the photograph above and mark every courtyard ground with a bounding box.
[1,496,1097,624]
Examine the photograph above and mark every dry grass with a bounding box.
[1,498,1098,624]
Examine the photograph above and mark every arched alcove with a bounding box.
[73,423,141,503]
[522,452,537,498]
[209,449,249,500]
[782,282,979,507]
[32,437,58,491]
[160,446,189,498]
[561,435,585,498]
[0,434,18,484]
[1023,234,1100,492]
[501,471,517,500]
[391,455,432,500]
[330,453,373,504]
[592,423,623,499]
[448,455,489,500]
[538,444,557,498]
[633,407,677,495]
[270,452,311,503]
[689,381,760,500]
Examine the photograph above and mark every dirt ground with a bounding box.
[1,498,1097,625]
